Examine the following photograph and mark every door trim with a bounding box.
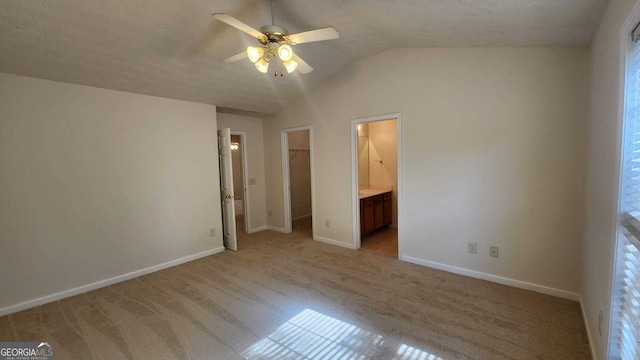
[281,125,315,237]
[351,113,403,256]
[230,131,250,234]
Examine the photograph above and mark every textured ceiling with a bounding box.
[0,0,608,114]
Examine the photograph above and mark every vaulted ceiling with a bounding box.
[0,0,609,114]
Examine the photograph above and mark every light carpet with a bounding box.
[0,225,590,359]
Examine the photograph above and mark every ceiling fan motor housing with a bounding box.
[259,25,289,44]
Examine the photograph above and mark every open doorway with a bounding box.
[351,114,401,258]
[282,126,314,237]
[230,132,250,235]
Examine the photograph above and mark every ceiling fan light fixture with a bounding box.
[247,46,264,63]
[277,44,293,61]
[255,57,270,73]
[283,59,298,73]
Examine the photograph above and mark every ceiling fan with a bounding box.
[212,1,339,75]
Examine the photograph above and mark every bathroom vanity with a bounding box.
[359,189,392,236]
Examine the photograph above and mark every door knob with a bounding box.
[225,194,232,199]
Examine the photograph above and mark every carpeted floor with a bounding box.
[0,225,591,359]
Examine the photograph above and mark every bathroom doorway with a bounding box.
[281,126,315,236]
[351,114,402,258]
[230,131,250,235]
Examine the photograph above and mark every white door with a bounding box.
[218,128,237,251]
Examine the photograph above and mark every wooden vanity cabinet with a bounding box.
[360,191,392,236]
[361,197,375,235]
[383,192,392,224]
[374,196,384,229]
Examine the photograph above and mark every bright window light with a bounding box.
[611,16,640,360]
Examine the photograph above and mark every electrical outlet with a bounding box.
[598,311,603,336]
[490,246,499,258]
[325,219,331,228]
[249,178,256,185]
[268,210,272,217]
[468,242,477,254]
[210,228,216,237]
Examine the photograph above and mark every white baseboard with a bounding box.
[314,236,356,249]
[579,296,598,360]
[267,226,287,233]
[400,255,580,301]
[0,247,225,317]
[248,225,267,234]
[292,213,312,221]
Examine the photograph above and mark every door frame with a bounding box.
[281,125,316,236]
[230,130,250,234]
[351,113,403,255]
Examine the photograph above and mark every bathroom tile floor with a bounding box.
[360,227,398,258]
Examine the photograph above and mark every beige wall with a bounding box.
[264,47,589,294]
[217,113,267,232]
[582,1,638,358]
[288,131,312,219]
[368,119,398,226]
[0,73,223,312]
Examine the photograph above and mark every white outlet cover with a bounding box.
[490,246,499,257]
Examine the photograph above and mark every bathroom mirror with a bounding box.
[357,123,369,186]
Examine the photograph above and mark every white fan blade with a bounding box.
[287,27,339,45]
[293,54,313,74]
[212,13,265,40]
[222,51,247,63]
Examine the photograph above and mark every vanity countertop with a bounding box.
[358,187,392,199]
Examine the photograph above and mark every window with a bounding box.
[611,22,640,360]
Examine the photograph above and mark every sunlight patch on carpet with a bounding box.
[241,309,444,359]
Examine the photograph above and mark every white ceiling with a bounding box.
[0,0,608,115]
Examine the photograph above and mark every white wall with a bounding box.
[0,73,223,312]
[368,119,398,226]
[582,1,638,358]
[288,131,312,219]
[217,113,267,233]
[264,47,589,295]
